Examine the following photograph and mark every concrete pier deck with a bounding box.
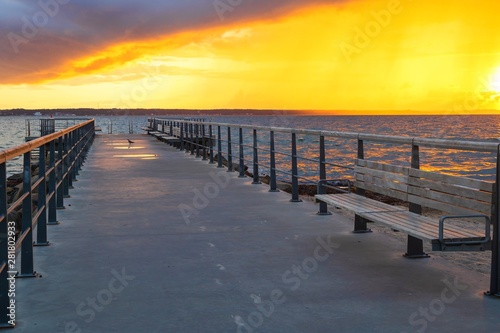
[14,134,500,332]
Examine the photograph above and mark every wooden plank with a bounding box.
[356,173,408,192]
[407,194,490,216]
[355,182,408,201]
[360,212,437,240]
[408,177,492,203]
[315,194,404,213]
[355,167,409,185]
[408,186,491,215]
[390,212,484,239]
[409,168,493,192]
[366,211,483,239]
[363,211,484,240]
[356,159,409,175]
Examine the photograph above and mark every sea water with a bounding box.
[1,114,500,180]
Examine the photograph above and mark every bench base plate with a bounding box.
[403,253,430,259]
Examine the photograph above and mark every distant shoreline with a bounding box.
[1,108,500,117]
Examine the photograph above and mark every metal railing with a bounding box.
[149,117,500,297]
[0,119,95,327]
[149,118,499,195]
[25,117,91,139]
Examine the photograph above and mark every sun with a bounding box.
[489,68,500,92]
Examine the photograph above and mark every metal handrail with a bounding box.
[155,118,500,152]
[2,120,94,162]
[0,119,95,327]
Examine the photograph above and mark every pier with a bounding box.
[2,120,500,332]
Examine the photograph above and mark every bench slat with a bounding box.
[408,186,491,215]
[408,177,492,203]
[315,193,404,213]
[354,161,409,201]
[356,159,409,175]
[355,166,409,184]
[408,193,491,216]
[355,182,408,201]
[356,173,408,192]
[408,168,494,192]
[360,211,438,240]
[362,211,484,241]
[364,211,484,238]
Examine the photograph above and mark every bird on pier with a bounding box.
[127,139,134,144]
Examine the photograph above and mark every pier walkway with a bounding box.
[14,134,500,332]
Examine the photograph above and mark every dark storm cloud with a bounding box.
[0,0,342,83]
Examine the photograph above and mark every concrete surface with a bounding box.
[12,134,500,332]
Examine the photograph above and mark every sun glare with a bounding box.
[490,68,500,92]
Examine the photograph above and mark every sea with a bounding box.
[1,114,500,181]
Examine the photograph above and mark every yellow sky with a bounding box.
[2,0,500,113]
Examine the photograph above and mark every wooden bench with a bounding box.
[316,159,492,256]
[157,135,181,147]
[146,130,182,148]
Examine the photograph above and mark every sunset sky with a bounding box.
[1,0,500,113]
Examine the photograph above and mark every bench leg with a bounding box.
[316,201,332,216]
[485,221,500,296]
[353,215,372,233]
[403,235,430,259]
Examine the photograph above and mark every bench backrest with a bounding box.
[354,159,494,216]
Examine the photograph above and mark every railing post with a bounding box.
[69,132,76,186]
[357,136,364,194]
[252,129,261,184]
[66,133,72,189]
[62,134,70,198]
[317,135,331,214]
[35,144,49,246]
[184,122,188,149]
[18,151,37,277]
[239,127,245,178]
[487,145,500,296]
[0,161,13,327]
[190,124,195,155]
[202,124,207,161]
[209,124,215,164]
[404,140,429,258]
[269,130,279,192]
[290,132,302,202]
[180,122,185,151]
[56,136,65,209]
[353,136,371,232]
[48,139,59,224]
[79,127,86,170]
[75,130,81,175]
[195,124,201,158]
[217,126,223,168]
[409,142,421,214]
[227,127,234,172]
[185,123,190,154]
[75,129,82,174]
